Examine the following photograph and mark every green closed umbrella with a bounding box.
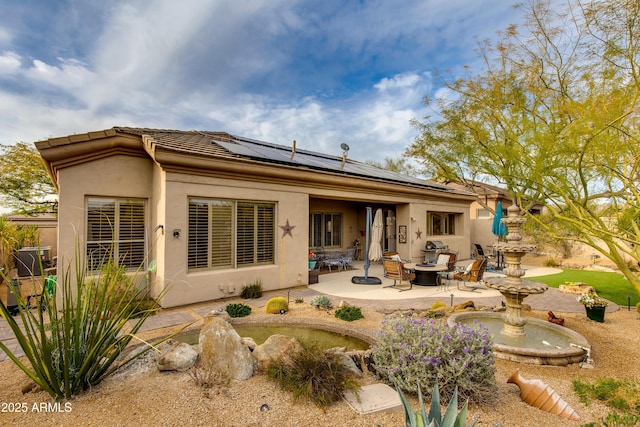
[492,201,507,239]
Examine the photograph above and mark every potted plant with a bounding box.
[308,251,317,270]
[577,292,609,322]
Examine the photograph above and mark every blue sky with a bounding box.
[0,0,525,164]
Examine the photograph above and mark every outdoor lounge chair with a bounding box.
[473,243,487,260]
[436,251,457,271]
[443,257,488,291]
[382,257,416,292]
[434,252,457,290]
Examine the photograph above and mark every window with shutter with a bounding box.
[86,198,146,270]
[188,199,275,271]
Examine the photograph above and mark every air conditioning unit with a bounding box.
[15,246,52,277]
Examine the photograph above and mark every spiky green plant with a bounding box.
[265,297,289,314]
[0,248,165,400]
[397,380,478,427]
[241,280,263,299]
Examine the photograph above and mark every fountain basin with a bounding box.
[448,312,590,366]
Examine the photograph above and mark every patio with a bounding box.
[309,259,598,313]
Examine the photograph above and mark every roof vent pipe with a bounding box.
[339,143,349,169]
[290,139,296,160]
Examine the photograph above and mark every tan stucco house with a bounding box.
[446,181,543,255]
[35,127,476,308]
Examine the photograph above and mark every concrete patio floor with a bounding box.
[306,259,611,313]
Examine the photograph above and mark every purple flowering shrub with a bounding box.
[372,317,498,404]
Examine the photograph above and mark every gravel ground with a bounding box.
[0,303,638,427]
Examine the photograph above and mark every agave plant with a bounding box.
[0,248,166,400]
[396,380,478,427]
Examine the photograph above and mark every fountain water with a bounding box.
[449,204,590,365]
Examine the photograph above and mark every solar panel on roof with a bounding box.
[213,137,452,192]
[215,140,270,159]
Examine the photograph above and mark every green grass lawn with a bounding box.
[527,269,639,307]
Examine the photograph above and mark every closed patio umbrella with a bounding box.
[492,201,507,240]
[351,207,382,284]
[368,208,384,262]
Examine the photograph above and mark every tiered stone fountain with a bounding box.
[486,204,548,337]
[448,205,590,365]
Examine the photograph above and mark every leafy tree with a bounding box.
[407,0,640,294]
[0,142,57,214]
[367,156,419,176]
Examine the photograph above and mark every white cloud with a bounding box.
[0,0,527,167]
[0,51,21,74]
[26,58,95,91]
[374,73,422,92]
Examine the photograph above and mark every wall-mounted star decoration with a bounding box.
[280,219,295,238]
[415,228,422,239]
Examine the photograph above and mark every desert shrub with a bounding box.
[189,357,231,390]
[294,297,304,304]
[573,378,640,413]
[98,262,159,318]
[241,280,263,299]
[573,377,640,427]
[266,344,361,408]
[372,317,497,404]
[225,303,252,318]
[334,306,363,322]
[430,301,446,311]
[265,297,289,314]
[0,251,163,400]
[544,257,560,267]
[309,295,333,310]
[426,310,445,318]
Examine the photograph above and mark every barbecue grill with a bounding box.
[421,240,448,263]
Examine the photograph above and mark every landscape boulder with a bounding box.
[325,347,363,377]
[157,342,198,372]
[252,334,304,371]
[199,317,254,380]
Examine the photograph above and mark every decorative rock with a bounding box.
[348,349,374,373]
[338,300,351,308]
[199,317,254,380]
[242,337,258,351]
[157,342,198,371]
[453,300,475,311]
[326,348,363,377]
[252,334,304,371]
[559,284,595,294]
[206,308,231,320]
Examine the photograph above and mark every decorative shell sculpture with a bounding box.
[507,370,580,421]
